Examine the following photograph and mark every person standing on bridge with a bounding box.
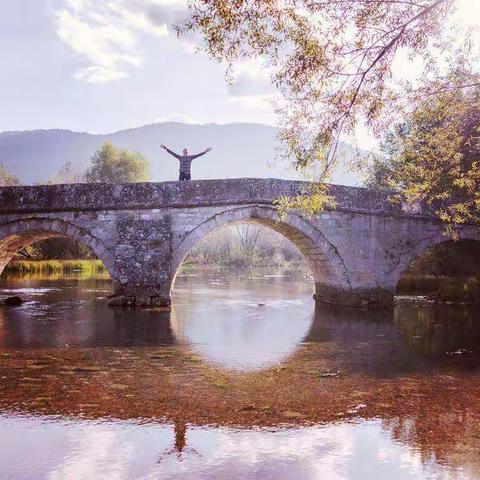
[161,145,212,181]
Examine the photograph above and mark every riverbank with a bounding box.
[4,259,108,277]
[180,262,312,278]
[398,274,480,304]
[184,255,308,269]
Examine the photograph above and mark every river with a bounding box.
[0,268,479,479]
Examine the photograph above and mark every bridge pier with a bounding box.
[107,272,173,309]
[108,290,172,309]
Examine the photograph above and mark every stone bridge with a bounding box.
[0,178,478,308]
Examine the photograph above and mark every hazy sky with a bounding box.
[1,0,478,136]
[0,0,275,134]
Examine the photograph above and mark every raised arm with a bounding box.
[189,147,212,160]
[161,145,182,160]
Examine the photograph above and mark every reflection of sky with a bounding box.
[171,275,315,371]
[0,413,465,480]
[0,275,315,367]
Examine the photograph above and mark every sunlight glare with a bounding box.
[454,0,480,29]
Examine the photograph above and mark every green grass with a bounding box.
[4,259,108,277]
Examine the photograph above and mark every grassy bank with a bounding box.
[4,259,108,277]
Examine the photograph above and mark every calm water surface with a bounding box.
[0,268,479,479]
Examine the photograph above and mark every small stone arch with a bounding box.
[392,227,480,288]
[0,217,116,281]
[170,205,352,297]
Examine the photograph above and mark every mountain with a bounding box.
[0,122,365,185]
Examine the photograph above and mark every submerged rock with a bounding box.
[3,296,23,306]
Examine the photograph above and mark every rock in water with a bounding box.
[4,296,23,306]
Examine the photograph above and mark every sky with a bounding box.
[0,0,275,134]
[0,0,479,138]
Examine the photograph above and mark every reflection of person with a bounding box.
[161,145,212,181]
[157,418,200,463]
[174,419,187,455]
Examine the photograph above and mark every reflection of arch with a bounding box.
[394,303,480,357]
[170,205,350,292]
[392,230,480,288]
[0,305,176,349]
[0,217,115,280]
[304,302,394,344]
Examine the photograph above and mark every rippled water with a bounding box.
[0,268,479,479]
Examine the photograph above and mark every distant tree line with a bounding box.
[84,142,150,184]
[405,240,480,278]
[0,141,150,187]
[185,224,307,268]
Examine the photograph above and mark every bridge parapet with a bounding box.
[0,178,429,218]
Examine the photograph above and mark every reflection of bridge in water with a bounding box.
[1,292,479,372]
[1,179,479,308]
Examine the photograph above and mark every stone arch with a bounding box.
[170,205,351,298]
[392,227,480,288]
[0,217,116,281]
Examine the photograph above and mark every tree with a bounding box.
[0,163,21,186]
[48,161,84,184]
[182,0,477,181]
[365,78,480,228]
[85,142,151,183]
[236,224,262,252]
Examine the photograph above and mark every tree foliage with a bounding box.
[0,163,21,186]
[275,183,336,218]
[405,240,480,277]
[85,142,151,184]
[365,79,480,228]
[182,0,474,178]
[48,161,84,184]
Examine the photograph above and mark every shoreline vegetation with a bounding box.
[397,275,480,305]
[2,259,479,304]
[183,257,309,269]
[4,259,108,277]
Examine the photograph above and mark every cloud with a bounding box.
[154,113,197,124]
[74,66,128,83]
[142,1,189,28]
[54,0,189,83]
[228,71,276,97]
[227,59,276,98]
